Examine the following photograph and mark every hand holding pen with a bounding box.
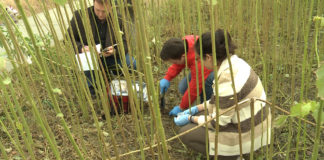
[101,44,118,57]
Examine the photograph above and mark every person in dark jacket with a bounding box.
[67,0,136,95]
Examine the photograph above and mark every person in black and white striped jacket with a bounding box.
[174,29,271,160]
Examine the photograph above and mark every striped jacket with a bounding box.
[196,55,271,156]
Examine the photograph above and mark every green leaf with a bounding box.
[53,0,67,5]
[311,102,324,125]
[13,155,22,160]
[301,102,312,117]
[15,122,23,131]
[290,102,312,117]
[0,57,6,71]
[310,101,320,111]
[212,0,218,6]
[290,103,302,117]
[316,65,324,99]
[313,16,324,27]
[52,88,62,95]
[36,41,44,47]
[2,77,11,85]
[284,74,290,78]
[274,115,288,128]
[56,113,64,118]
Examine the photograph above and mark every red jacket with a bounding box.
[164,35,213,109]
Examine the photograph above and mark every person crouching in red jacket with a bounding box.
[159,35,214,116]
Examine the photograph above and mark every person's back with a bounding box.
[206,54,270,156]
[174,29,271,159]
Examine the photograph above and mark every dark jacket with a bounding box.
[67,6,128,57]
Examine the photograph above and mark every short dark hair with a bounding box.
[195,29,236,62]
[160,38,188,61]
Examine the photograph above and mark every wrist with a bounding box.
[163,76,171,82]
[189,115,194,122]
[197,104,203,111]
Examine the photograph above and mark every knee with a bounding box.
[178,125,192,144]
[125,54,137,70]
[204,72,215,100]
[131,59,137,70]
[205,72,215,86]
[178,84,185,95]
[178,80,188,95]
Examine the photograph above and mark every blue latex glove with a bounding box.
[159,78,170,94]
[174,114,190,126]
[169,106,182,116]
[183,106,199,115]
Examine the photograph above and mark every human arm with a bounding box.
[183,103,209,123]
[67,12,86,54]
[160,64,185,94]
[179,63,210,109]
[173,104,204,126]
[164,64,185,81]
[108,17,128,57]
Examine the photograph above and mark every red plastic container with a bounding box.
[107,87,130,114]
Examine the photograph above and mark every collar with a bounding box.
[217,55,238,78]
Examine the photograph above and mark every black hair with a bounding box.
[195,29,236,62]
[160,38,188,61]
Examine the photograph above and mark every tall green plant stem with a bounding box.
[110,0,152,159]
[177,0,191,109]
[249,99,255,160]
[268,0,280,158]
[132,0,170,159]
[0,140,9,160]
[296,0,315,159]
[13,0,84,159]
[219,4,243,160]
[311,100,323,160]
[0,120,26,159]
[195,0,210,158]
[0,89,24,155]
[313,17,321,67]
[1,85,36,160]
[0,14,62,160]
[286,1,300,158]
[116,1,152,158]
[208,0,220,159]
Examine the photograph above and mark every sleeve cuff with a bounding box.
[163,76,172,81]
[179,104,187,110]
[197,116,206,125]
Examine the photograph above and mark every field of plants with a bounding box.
[0,0,323,159]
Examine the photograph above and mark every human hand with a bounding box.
[174,114,190,126]
[169,106,182,116]
[81,46,89,52]
[102,46,115,57]
[159,78,170,94]
[183,106,199,115]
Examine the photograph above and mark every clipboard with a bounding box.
[75,44,101,71]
